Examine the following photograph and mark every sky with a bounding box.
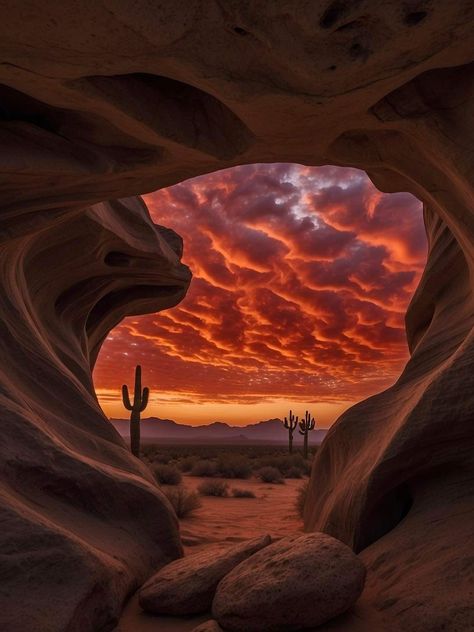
[93,164,427,428]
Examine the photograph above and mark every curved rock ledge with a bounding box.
[0,196,190,630]
[0,3,473,631]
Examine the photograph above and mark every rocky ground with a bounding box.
[116,475,304,631]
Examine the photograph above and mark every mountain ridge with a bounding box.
[110,416,327,444]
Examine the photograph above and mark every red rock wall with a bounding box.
[0,198,189,630]
[0,3,473,630]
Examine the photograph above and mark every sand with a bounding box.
[116,476,304,631]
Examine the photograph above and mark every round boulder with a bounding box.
[139,535,271,615]
[212,532,366,632]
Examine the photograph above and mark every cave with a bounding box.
[0,3,473,631]
[93,162,426,564]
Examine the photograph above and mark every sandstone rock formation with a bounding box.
[0,196,190,631]
[191,621,224,632]
[0,2,473,631]
[212,533,366,632]
[139,535,271,616]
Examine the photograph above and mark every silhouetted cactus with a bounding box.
[283,410,298,454]
[122,365,149,457]
[299,410,315,459]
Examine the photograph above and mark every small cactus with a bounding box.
[283,409,298,454]
[122,365,149,457]
[299,410,315,459]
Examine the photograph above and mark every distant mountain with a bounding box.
[110,417,327,445]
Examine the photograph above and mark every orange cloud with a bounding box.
[93,164,426,426]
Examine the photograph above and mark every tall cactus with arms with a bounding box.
[299,410,315,459]
[283,410,298,454]
[122,365,149,457]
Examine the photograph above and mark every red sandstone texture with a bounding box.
[0,2,473,630]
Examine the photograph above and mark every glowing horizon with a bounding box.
[94,164,427,428]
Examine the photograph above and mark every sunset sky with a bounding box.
[93,164,427,427]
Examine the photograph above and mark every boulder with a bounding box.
[213,533,366,632]
[139,535,271,615]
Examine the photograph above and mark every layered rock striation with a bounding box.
[0,197,190,631]
[0,2,473,630]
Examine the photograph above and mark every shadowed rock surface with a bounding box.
[212,533,366,632]
[0,2,473,630]
[0,196,190,631]
[191,621,224,632]
[139,536,271,616]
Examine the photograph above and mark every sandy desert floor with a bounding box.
[116,475,304,631]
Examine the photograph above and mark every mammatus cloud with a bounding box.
[94,164,426,426]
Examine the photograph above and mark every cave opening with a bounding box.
[1,6,472,630]
[354,482,414,553]
[92,162,427,545]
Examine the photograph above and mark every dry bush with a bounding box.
[153,463,182,485]
[190,459,218,477]
[162,485,201,518]
[142,446,171,464]
[178,455,200,472]
[256,466,284,484]
[295,481,309,518]
[198,480,229,497]
[231,488,256,498]
[251,452,313,476]
[216,454,252,479]
[285,466,303,479]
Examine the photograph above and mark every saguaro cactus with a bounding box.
[122,365,149,457]
[299,410,315,459]
[283,410,298,454]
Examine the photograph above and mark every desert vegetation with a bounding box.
[298,410,316,459]
[231,487,256,498]
[142,443,316,480]
[197,479,229,497]
[161,485,202,518]
[295,481,309,518]
[141,443,316,527]
[282,408,316,458]
[190,459,219,477]
[121,364,149,457]
[152,463,182,485]
[256,465,284,483]
[283,410,298,453]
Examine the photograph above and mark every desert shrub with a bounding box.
[285,466,303,479]
[294,455,314,476]
[252,455,276,471]
[216,454,252,479]
[140,445,155,460]
[252,453,310,476]
[295,481,309,518]
[142,446,172,464]
[178,455,200,472]
[256,466,284,484]
[198,480,229,497]
[231,488,256,498]
[190,459,218,477]
[153,463,182,485]
[156,453,173,464]
[162,485,201,518]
